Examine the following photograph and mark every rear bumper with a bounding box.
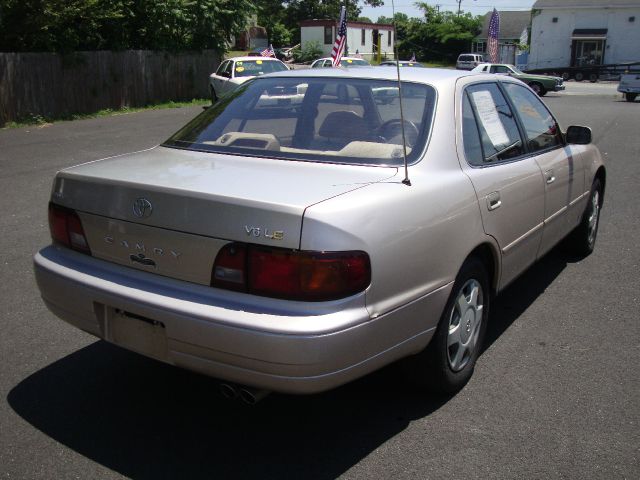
[34,246,446,394]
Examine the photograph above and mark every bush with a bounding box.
[293,41,322,63]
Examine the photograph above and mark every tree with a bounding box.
[254,0,383,45]
[399,4,481,62]
[0,0,256,52]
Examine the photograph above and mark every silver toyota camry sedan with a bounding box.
[34,67,605,400]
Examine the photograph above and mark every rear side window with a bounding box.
[503,83,563,152]
[463,83,524,164]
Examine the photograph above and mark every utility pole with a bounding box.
[457,0,462,15]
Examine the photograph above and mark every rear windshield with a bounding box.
[458,55,475,62]
[234,59,288,78]
[164,77,436,166]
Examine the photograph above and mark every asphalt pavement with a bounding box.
[0,87,638,479]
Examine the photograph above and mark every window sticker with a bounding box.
[236,67,245,72]
[256,60,263,64]
[471,90,510,146]
[237,61,243,65]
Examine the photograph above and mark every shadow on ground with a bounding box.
[9,247,575,479]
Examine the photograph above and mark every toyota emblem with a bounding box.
[132,198,153,218]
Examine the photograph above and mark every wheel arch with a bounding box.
[465,242,500,297]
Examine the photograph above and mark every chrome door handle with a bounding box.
[545,170,556,184]
[487,191,501,211]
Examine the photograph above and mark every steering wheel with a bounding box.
[376,119,419,145]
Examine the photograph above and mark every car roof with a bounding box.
[262,66,483,89]
[476,63,514,68]
[315,57,366,61]
[230,56,285,62]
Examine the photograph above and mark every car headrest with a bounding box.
[318,111,367,139]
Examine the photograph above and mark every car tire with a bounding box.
[567,179,602,257]
[402,256,489,394]
[589,73,598,83]
[562,72,570,81]
[529,82,547,96]
[210,86,218,105]
[625,92,638,102]
[574,71,584,82]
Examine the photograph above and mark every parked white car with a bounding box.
[209,56,289,103]
[35,68,605,403]
[310,57,370,68]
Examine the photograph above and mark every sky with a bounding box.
[360,0,537,22]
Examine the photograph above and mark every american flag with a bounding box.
[260,44,275,57]
[487,8,500,63]
[331,7,347,67]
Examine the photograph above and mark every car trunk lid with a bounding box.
[51,146,397,285]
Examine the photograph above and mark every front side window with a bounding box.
[464,83,524,164]
[491,65,510,74]
[216,60,229,76]
[164,77,436,166]
[503,83,563,152]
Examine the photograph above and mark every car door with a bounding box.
[460,82,546,289]
[219,60,236,96]
[502,82,585,257]
[211,60,230,96]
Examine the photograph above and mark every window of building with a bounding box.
[324,26,333,44]
[388,31,392,46]
[361,29,366,45]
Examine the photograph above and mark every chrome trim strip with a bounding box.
[569,191,590,207]
[502,222,544,254]
[545,205,567,224]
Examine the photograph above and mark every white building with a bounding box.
[299,19,395,61]
[528,0,640,70]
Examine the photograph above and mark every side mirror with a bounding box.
[566,125,592,144]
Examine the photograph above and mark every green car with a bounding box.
[472,63,565,96]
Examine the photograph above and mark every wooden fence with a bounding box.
[0,50,221,126]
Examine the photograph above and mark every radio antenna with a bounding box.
[391,0,411,186]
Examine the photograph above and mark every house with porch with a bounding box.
[528,0,640,70]
[299,19,395,61]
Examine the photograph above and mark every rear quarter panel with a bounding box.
[300,161,485,325]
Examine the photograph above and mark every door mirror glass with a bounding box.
[566,125,592,144]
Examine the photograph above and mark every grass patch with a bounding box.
[2,98,209,129]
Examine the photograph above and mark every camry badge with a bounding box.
[133,198,153,218]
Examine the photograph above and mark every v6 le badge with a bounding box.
[245,226,284,241]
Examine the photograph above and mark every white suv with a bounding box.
[456,53,485,70]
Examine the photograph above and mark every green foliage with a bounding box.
[0,0,255,52]
[293,40,322,63]
[268,22,293,47]
[398,4,481,62]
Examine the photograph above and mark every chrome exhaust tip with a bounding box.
[238,386,270,405]
[219,382,239,400]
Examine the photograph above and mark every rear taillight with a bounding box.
[211,243,370,301]
[48,203,91,254]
